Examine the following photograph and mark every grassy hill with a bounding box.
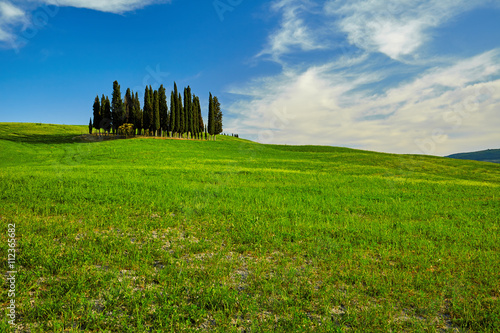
[1,123,499,332]
[447,149,500,164]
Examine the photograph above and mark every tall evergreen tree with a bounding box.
[124,88,132,123]
[128,90,136,130]
[184,87,188,137]
[178,92,183,137]
[208,93,214,138]
[99,94,106,132]
[153,89,160,136]
[134,92,142,135]
[184,87,193,138]
[188,86,194,138]
[197,96,204,134]
[101,96,112,134]
[143,86,151,135]
[174,82,180,137]
[89,118,93,134]
[93,95,101,133]
[111,81,124,134]
[159,84,168,137]
[192,94,199,139]
[100,94,106,118]
[170,90,176,136]
[213,96,223,135]
[148,86,154,133]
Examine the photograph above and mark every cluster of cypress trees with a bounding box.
[91,81,223,140]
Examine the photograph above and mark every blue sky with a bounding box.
[1,0,499,156]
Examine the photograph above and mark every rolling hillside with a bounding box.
[1,123,499,332]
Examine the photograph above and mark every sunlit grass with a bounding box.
[0,123,499,332]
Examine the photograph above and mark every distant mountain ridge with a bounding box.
[447,149,500,164]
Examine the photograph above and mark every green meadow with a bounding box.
[1,122,499,332]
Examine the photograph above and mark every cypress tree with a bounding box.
[143,86,151,135]
[99,95,106,133]
[93,95,101,134]
[134,92,142,135]
[100,94,106,117]
[111,81,124,134]
[184,87,188,138]
[124,88,132,124]
[197,96,204,135]
[213,96,223,135]
[179,89,185,137]
[208,93,214,139]
[159,84,168,137]
[190,87,194,138]
[151,86,155,133]
[170,90,176,137]
[100,96,111,134]
[178,92,183,137]
[129,90,136,131]
[89,118,93,134]
[194,95,203,140]
[148,86,154,133]
[173,82,179,137]
[153,89,160,136]
[192,94,198,140]
[187,86,194,138]
[184,87,190,138]
[106,97,111,134]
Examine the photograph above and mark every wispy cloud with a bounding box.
[257,0,327,63]
[325,0,490,61]
[226,49,500,156]
[0,1,27,42]
[0,0,169,50]
[41,0,169,14]
[229,0,500,155]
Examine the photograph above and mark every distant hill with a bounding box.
[447,149,500,164]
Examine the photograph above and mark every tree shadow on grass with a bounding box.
[0,133,83,145]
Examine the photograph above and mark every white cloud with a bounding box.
[258,0,491,63]
[0,2,24,19]
[0,1,26,42]
[257,0,327,62]
[235,0,499,155]
[325,0,489,60]
[0,0,169,49]
[226,49,500,156]
[41,0,168,14]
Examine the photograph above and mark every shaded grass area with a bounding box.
[0,123,88,144]
[0,123,499,332]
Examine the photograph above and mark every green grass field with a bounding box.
[1,123,499,332]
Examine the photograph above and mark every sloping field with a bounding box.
[1,123,499,332]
